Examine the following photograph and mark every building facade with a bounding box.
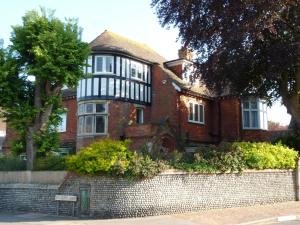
[3,31,272,153]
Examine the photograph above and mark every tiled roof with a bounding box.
[90,30,166,64]
[89,30,215,98]
[62,89,76,99]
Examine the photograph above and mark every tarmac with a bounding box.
[0,201,300,225]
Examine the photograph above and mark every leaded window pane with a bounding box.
[243,101,249,109]
[200,105,204,122]
[189,103,193,121]
[251,111,258,127]
[194,104,199,122]
[78,104,84,115]
[78,116,84,134]
[85,104,93,113]
[85,116,93,133]
[250,100,258,109]
[96,104,106,113]
[106,57,113,72]
[95,116,105,133]
[96,57,103,72]
[243,111,250,127]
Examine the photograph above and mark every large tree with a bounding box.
[0,9,90,170]
[152,0,300,125]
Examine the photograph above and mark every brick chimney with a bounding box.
[164,47,193,79]
[178,47,193,61]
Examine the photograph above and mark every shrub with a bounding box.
[66,139,167,178]
[235,142,298,169]
[66,139,132,175]
[34,154,66,171]
[0,154,26,171]
[125,153,168,179]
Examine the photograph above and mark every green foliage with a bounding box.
[66,139,167,179]
[0,8,90,169]
[235,142,298,169]
[34,154,66,171]
[67,140,298,178]
[67,139,133,175]
[0,154,26,171]
[171,142,297,173]
[274,131,300,152]
[125,153,168,179]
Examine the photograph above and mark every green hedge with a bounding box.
[66,140,298,178]
[0,154,26,171]
[174,142,298,173]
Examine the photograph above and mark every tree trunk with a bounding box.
[25,128,36,170]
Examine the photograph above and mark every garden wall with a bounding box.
[0,169,298,218]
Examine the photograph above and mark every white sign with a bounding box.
[55,195,77,202]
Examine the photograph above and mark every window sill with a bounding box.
[77,133,108,138]
[94,72,114,75]
[243,128,268,131]
[188,121,205,125]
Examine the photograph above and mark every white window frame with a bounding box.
[188,101,205,124]
[57,113,67,133]
[242,98,268,130]
[130,60,144,82]
[136,108,144,124]
[94,55,114,74]
[77,101,108,135]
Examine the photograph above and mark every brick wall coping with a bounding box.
[0,171,67,184]
[159,168,294,175]
[0,183,59,189]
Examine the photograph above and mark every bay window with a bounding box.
[78,102,108,135]
[242,98,268,130]
[94,55,114,74]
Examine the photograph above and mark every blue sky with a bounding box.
[0,0,291,125]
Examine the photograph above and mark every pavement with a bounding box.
[0,201,300,225]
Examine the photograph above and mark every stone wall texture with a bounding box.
[0,170,297,218]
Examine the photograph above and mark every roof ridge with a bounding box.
[89,30,166,64]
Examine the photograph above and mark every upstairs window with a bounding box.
[78,102,108,135]
[94,55,114,74]
[242,98,268,130]
[131,61,144,81]
[136,108,144,124]
[188,102,205,124]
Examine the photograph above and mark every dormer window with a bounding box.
[94,55,114,74]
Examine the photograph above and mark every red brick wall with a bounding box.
[167,64,183,79]
[60,98,77,144]
[242,130,274,142]
[178,95,216,143]
[151,64,179,126]
[76,100,151,150]
[219,98,242,141]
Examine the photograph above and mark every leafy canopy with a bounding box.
[0,8,90,154]
[152,1,300,101]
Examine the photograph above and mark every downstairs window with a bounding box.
[78,102,108,135]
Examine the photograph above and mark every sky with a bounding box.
[0,0,291,125]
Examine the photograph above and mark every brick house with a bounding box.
[3,30,272,153]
